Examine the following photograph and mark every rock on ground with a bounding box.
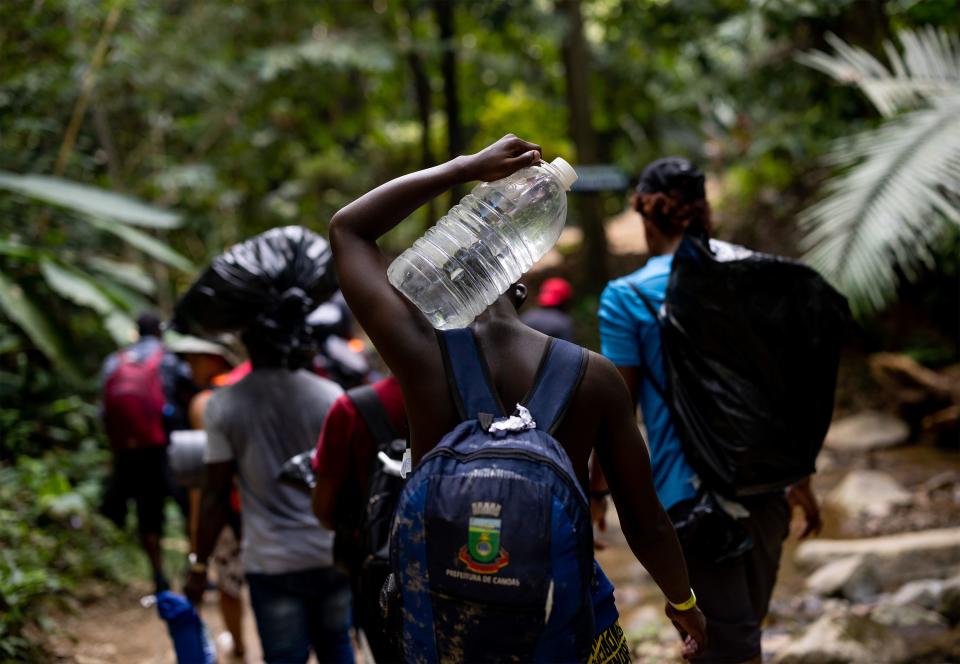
[825,411,910,452]
[940,574,960,623]
[806,555,880,602]
[826,470,912,518]
[795,528,960,591]
[775,611,908,664]
[887,579,946,611]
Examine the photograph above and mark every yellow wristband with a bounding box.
[669,590,697,612]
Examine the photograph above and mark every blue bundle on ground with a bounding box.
[155,591,216,664]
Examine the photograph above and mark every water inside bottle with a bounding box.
[388,160,575,329]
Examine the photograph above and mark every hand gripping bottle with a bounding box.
[388,158,578,329]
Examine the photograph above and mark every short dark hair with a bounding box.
[635,191,712,240]
[635,157,711,240]
[136,312,162,338]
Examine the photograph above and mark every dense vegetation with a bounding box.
[1,1,957,659]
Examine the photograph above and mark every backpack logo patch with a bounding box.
[459,502,509,573]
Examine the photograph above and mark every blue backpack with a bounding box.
[391,328,596,662]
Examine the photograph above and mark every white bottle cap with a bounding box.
[550,157,578,190]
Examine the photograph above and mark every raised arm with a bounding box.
[589,354,706,656]
[329,135,540,376]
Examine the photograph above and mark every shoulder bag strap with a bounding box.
[346,384,398,450]
[524,339,588,435]
[436,328,504,421]
[625,282,670,403]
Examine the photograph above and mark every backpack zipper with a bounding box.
[421,446,589,512]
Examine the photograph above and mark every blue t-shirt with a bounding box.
[598,255,697,510]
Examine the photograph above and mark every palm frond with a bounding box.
[0,172,181,229]
[798,27,960,117]
[0,269,81,382]
[85,216,194,272]
[39,259,137,345]
[85,256,157,295]
[799,93,960,316]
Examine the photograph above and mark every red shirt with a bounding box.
[312,375,407,496]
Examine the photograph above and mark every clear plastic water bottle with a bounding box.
[388,158,578,329]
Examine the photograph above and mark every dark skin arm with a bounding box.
[591,356,705,657]
[184,461,234,604]
[329,135,542,393]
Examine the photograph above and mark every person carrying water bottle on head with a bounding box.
[330,134,706,662]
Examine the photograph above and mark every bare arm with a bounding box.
[591,355,690,602]
[185,461,234,603]
[329,134,541,377]
[616,365,641,404]
[588,365,640,508]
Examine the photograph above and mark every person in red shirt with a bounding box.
[311,374,406,662]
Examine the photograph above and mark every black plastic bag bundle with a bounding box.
[657,236,850,497]
[173,226,337,368]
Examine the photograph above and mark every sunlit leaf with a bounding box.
[799,28,960,117]
[0,172,182,229]
[85,256,156,295]
[799,80,960,315]
[0,240,43,260]
[85,217,194,272]
[103,311,138,346]
[0,269,80,381]
[40,260,115,314]
[95,278,153,315]
[39,260,138,345]
[255,33,394,81]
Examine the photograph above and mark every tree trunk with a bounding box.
[407,45,436,223]
[559,0,608,292]
[433,0,464,205]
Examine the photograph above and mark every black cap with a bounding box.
[136,312,162,338]
[635,157,705,200]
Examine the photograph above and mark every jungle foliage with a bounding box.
[1,0,958,658]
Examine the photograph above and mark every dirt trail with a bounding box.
[47,441,959,663]
[48,581,263,664]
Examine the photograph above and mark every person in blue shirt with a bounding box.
[597,158,822,664]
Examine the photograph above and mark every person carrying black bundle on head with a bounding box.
[598,157,849,664]
[181,229,352,664]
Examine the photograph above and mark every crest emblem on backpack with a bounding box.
[459,501,509,573]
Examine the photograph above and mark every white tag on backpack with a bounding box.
[400,447,412,478]
[487,404,537,433]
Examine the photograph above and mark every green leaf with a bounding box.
[0,172,182,229]
[103,311,137,346]
[0,270,80,382]
[0,240,43,260]
[39,260,137,345]
[800,94,960,316]
[95,277,152,314]
[40,260,114,314]
[85,256,156,295]
[85,217,194,272]
[799,28,960,117]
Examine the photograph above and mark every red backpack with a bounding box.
[103,347,168,449]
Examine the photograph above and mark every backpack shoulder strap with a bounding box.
[346,384,398,449]
[625,282,670,402]
[626,281,661,321]
[437,328,504,421]
[525,338,588,435]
